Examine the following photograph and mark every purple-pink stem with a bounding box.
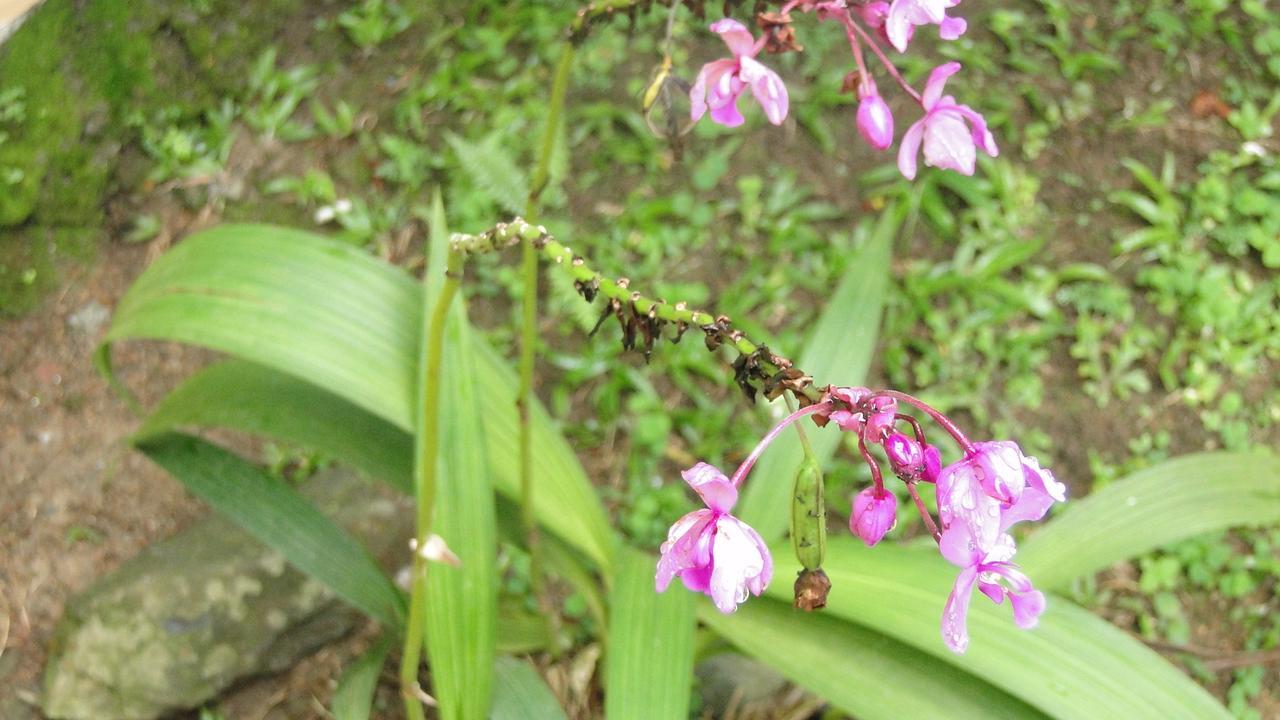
[896,412,927,446]
[839,12,872,93]
[844,15,923,103]
[905,481,941,542]
[878,390,976,454]
[857,434,887,494]
[729,401,833,487]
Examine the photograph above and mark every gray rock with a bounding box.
[695,653,790,718]
[42,468,411,720]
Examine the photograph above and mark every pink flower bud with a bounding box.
[885,432,923,479]
[857,84,895,151]
[922,443,942,483]
[851,486,897,546]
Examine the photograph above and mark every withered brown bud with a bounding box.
[841,70,863,95]
[757,12,802,53]
[793,568,832,611]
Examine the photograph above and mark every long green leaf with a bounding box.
[491,657,568,720]
[99,223,615,569]
[134,432,405,630]
[102,225,420,429]
[701,600,1045,720]
[136,359,413,493]
[737,206,899,538]
[423,255,498,720]
[603,549,696,720]
[786,538,1230,719]
[332,637,392,720]
[1018,451,1280,590]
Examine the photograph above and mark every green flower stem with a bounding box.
[450,218,826,405]
[519,43,576,656]
[399,249,464,720]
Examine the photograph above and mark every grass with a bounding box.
[4,0,1278,714]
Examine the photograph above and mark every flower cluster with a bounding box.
[655,387,1065,653]
[688,1,997,179]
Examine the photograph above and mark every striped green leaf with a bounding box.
[779,538,1230,720]
[134,432,405,630]
[603,549,696,720]
[332,637,392,720]
[98,223,615,569]
[700,599,1045,720]
[424,307,498,720]
[135,359,413,493]
[491,656,568,720]
[1018,451,1280,590]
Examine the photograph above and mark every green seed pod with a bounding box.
[790,456,826,571]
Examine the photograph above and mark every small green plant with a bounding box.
[337,0,411,50]
[243,48,318,141]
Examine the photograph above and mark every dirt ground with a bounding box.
[0,238,393,719]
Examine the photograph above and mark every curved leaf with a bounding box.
[604,549,696,720]
[136,359,413,493]
[701,600,1046,720]
[779,538,1230,720]
[332,637,392,720]
[135,432,405,630]
[99,223,615,569]
[425,308,498,720]
[492,656,568,720]
[1018,451,1280,590]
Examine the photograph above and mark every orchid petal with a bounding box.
[708,515,769,613]
[690,58,738,122]
[1009,588,1046,629]
[740,56,789,125]
[921,61,961,110]
[655,509,715,591]
[709,18,757,57]
[897,119,925,179]
[951,103,1000,157]
[709,100,746,127]
[942,564,978,653]
[922,111,977,175]
[939,15,967,39]
[682,461,738,513]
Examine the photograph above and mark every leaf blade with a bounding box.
[100,223,617,569]
[784,538,1231,720]
[1018,451,1280,590]
[701,599,1046,720]
[423,306,498,720]
[603,548,697,720]
[135,432,405,630]
[491,656,568,720]
[332,637,392,720]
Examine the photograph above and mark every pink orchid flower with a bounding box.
[690,18,789,128]
[940,527,1046,653]
[885,0,967,53]
[897,62,998,180]
[655,462,773,613]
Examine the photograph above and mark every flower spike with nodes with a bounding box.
[680,0,996,178]
[450,218,1064,653]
